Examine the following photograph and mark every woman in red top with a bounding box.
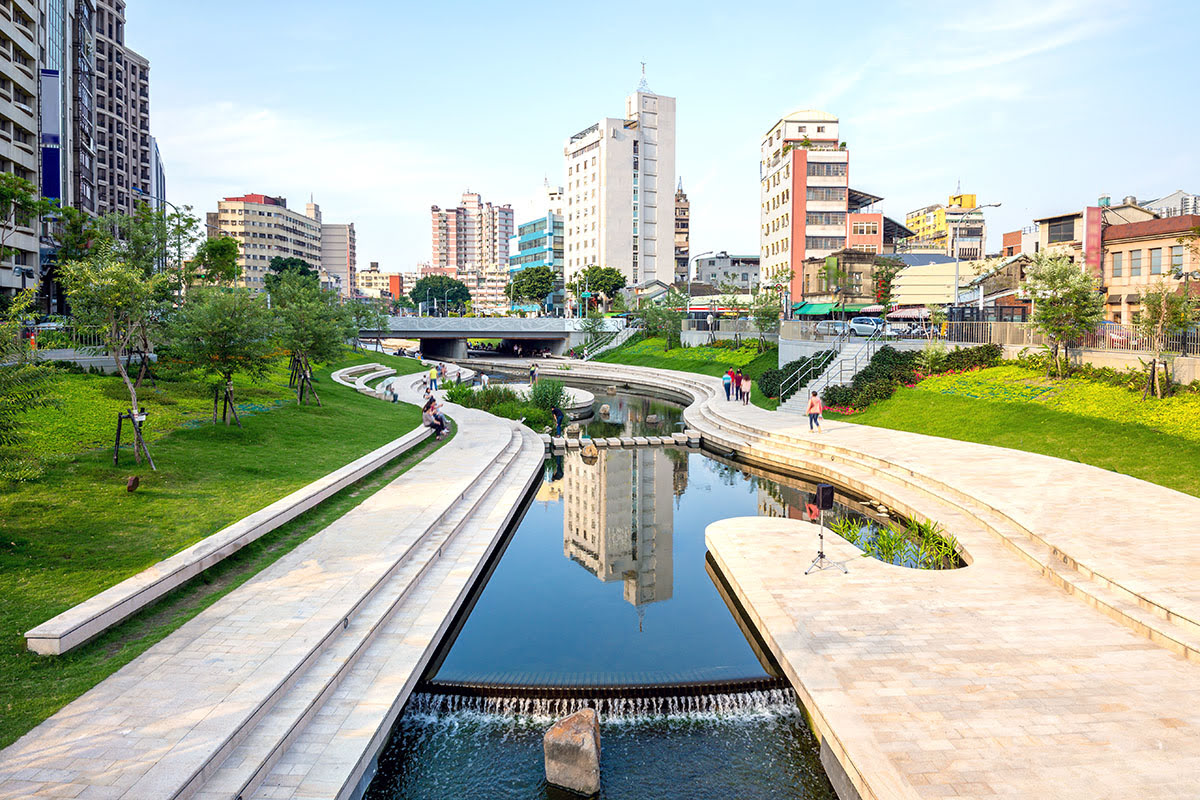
[806,391,823,433]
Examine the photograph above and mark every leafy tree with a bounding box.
[872,256,905,314]
[101,204,202,290]
[1134,281,1198,399]
[925,303,947,343]
[640,286,687,349]
[0,289,55,480]
[192,236,241,285]
[0,172,57,265]
[507,265,555,309]
[410,274,470,313]
[568,265,626,310]
[167,287,276,424]
[348,298,388,351]
[272,272,353,404]
[819,258,850,313]
[579,309,607,344]
[60,245,167,462]
[263,256,319,294]
[750,287,782,348]
[1023,252,1105,378]
[719,280,747,319]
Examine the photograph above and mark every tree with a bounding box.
[819,258,850,314]
[192,237,241,285]
[167,287,276,424]
[410,274,470,313]
[0,172,56,265]
[1134,281,1198,399]
[507,265,556,310]
[639,286,687,350]
[750,287,782,348]
[101,204,202,291]
[719,280,747,319]
[60,244,167,463]
[579,309,607,345]
[264,256,319,294]
[0,289,55,479]
[872,256,905,315]
[1023,252,1105,378]
[348,298,388,351]
[272,272,354,405]
[568,265,626,310]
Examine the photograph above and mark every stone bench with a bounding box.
[25,424,433,656]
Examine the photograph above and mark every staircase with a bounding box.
[779,332,882,413]
[585,325,640,360]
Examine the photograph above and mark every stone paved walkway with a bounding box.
[0,368,542,800]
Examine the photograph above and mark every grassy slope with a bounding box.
[827,371,1200,498]
[595,336,782,410]
[0,351,428,746]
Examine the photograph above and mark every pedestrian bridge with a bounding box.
[362,316,623,358]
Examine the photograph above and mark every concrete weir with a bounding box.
[461,357,1200,800]
[0,369,544,800]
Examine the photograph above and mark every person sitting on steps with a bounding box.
[422,398,448,440]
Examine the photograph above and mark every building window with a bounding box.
[806,211,845,226]
[807,162,847,177]
[1149,247,1162,275]
[1129,249,1141,276]
[806,187,847,202]
[816,126,825,133]
[852,221,879,236]
[1111,252,1122,278]
[806,236,846,251]
[1046,217,1075,244]
[1171,245,1184,273]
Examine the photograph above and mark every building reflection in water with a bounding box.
[562,448,674,609]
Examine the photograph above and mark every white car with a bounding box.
[848,316,886,336]
[813,320,849,336]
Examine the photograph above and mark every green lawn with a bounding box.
[0,350,430,746]
[595,336,782,410]
[827,367,1200,498]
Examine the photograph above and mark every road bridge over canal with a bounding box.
[363,316,623,358]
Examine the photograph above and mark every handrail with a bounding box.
[779,329,851,400]
[811,330,883,397]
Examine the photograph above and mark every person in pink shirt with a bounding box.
[741,374,752,405]
[806,390,823,433]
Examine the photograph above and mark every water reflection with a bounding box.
[564,448,673,609]
[580,393,683,439]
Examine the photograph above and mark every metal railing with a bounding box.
[24,324,106,352]
[939,321,1198,356]
[779,330,850,402]
[811,330,885,396]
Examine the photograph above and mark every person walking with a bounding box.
[428,365,438,392]
[741,374,752,405]
[806,390,823,433]
[733,369,744,402]
[722,369,733,401]
[529,363,538,384]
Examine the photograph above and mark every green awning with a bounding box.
[795,302,836,315]
[841,303,873,311]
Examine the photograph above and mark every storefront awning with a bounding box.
[841,303,874,312]
[795,302,836,316]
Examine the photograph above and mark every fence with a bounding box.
[683,319,774,335]
[781,318,1199,356]
[24,324,107,352]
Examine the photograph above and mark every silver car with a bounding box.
[813,320,849,336]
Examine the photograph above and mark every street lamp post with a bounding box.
[951,202,1001,315]
[687,250,714,320]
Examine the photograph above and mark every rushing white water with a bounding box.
[404,688,800,724]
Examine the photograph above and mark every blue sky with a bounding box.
[135,0,1198,271]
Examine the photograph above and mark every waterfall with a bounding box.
[404,688,800,723]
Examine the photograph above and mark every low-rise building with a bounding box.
[357,262,404,300]
[1034,202,1155,282]
[1102,214,1200,323]
[902,193,990,260]
[695,252,760,291]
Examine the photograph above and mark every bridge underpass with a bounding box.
[363,316,621,359]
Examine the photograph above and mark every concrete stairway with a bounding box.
[778,338,873,413]
[584,326,639,360]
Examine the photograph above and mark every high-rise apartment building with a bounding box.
[509,184,564,312]
[674,179,689,283]
[0,0,44,296]
[209,194,323,293]
[759,109,906,305]
[430,191,514,314]
[320,221,356,296]
[93,0,152,217]
[902,193,989,260]
[563,83,676,289]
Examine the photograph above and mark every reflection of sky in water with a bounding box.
[579,393,684,439]
[431,448,869,686]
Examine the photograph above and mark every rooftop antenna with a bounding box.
[637,61,651,93]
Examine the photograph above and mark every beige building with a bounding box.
[209,193,322,293]
[0,0,42,295]
[1102,214,1200,323]
[562,448,673,607]
[356,262,404,300]
[430,192,513,314]
[674,179,689,282]
[320,221,356,296]
[94,0,151,217]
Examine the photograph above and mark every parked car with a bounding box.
[813,320,849,336]
[848,316,886,336]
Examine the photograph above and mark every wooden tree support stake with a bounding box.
[113,410,156,471]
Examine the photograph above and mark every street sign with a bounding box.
[580,291,592,298]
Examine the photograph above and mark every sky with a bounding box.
[134,0,1198,272]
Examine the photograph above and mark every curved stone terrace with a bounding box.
[462,355,1200,800]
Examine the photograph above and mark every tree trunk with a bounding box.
[113,343,142,463]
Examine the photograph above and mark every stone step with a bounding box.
[247,427,546,800]
[191,428,527,800]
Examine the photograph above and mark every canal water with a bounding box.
[362,391,886,797]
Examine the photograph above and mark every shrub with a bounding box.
[822,384,858,408]
[945,343,1002,372]
[489,400,552,430]
[916,343,948,375]
[527,378,567,412]
[757,368,784,399]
